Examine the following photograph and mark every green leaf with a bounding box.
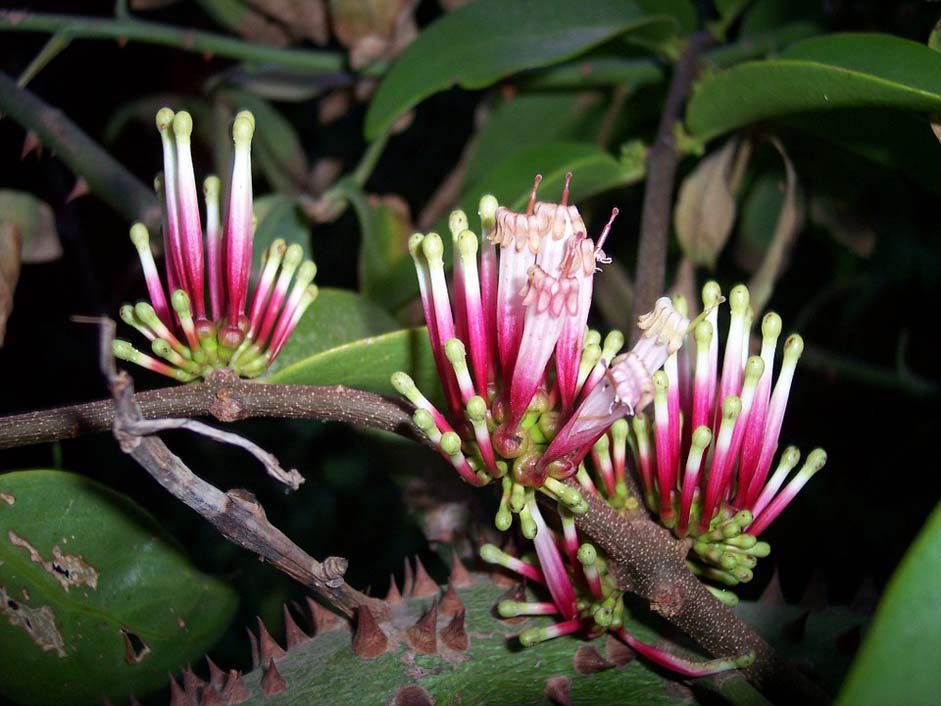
[464,92,607,187]
[373,140,647,312]
[331,181,414,304]
[365,0,662,139]
[836,504,941,706]
[264,287,400,377]
[687,33,941,141]
[252,193,312,263]
[0,470,237,706]
[266,326,438,399]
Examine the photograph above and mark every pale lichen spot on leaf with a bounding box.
[7,531,99,592]
[0,493,14,505]
[0,584,67,657]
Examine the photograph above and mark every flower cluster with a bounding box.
[629,283,827,588]
[392,175,688,524]
[113,108,317,381]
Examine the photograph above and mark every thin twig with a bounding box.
[96,318,383,619]
[0,72,160,231]
[630,33,711,342]
[0,11,347,74]
[125,417,304,490]
[0,368,420,450]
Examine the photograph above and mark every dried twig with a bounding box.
[95,318,383,619]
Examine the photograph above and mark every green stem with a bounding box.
[352,130,392,187]
[0,71,160,230]
[0,10,346,73]
[17,32,71,87]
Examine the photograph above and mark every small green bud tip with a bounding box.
[782,446,801,468]
[390,371,414,395]
[672,294,688,318]
[784,333,804,360]
[494,509,512,532]
[519,628,541,647]
[479,544,501,564]
[203,175,220,200]
[172,111,193,141]
[611,418,629,439]
[736,567,754,583]
[284,243,304,267]
[593,434,609,451]
[134,301,157,324]
[806,448,827,474]
[750,542,771,558]
[232,113,255,145]
[497,601,520,618]
[478,194,498,227]
[112,339,135,360]
[695,320,713,346]
[729,284,749,314]
[448,210,469,239]
[412,409,435,432]
[652,370,669,391]
[152,339,171,357]
[737,651,757,668]
[577,543,597,566]
[585,329,602,347]
[269,239,287,258]
[572,499,589,515]
[440,431,462,456]
[119,305,136,325]
[171,289,191,314]
[723,396,742,419]
[602,330,624,358]
[408,232,424,256]
[297,260,318,282]
[458,230,479,257]
[520,516,537,540]
[762,312,782,339]
[155,107,175,133]
[129,223,150,250]
[421,232,444,261]
[702,281,722,308]
[744,356,765,383]
[733,510,753,526]
[467,395,487,421]
[691,425,713,449]
[444,338,466,363]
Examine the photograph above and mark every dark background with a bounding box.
[1,0,939,697]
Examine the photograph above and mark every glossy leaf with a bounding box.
[687,33,941,141]
[265,286,399,377]
[252,193,312,264]
[365,0,667,138]
[836,504,941,706]
[373,140,647,312]
[0,470,237,706]
[464,92,607,187]
[266,326,438,399]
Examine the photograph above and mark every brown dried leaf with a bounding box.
[330,0,417,68]
[0,190,62,263]
[674,136,751,269]
[0,222,22,347]
[246,0,330,44]
[748,137,805,314]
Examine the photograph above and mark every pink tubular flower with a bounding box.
[628,282,827,587]
[393,175,688,523]
[113,108,318,381]
[480,497,755,676]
